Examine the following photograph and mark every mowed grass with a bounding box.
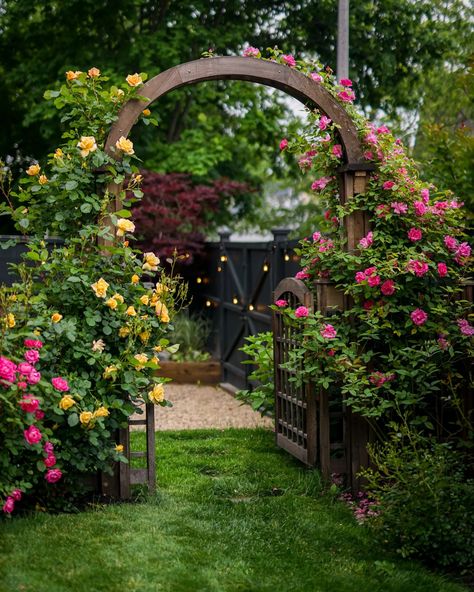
[0,428,467,592]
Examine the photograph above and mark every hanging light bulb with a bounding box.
[196,277,202,284]
[205,300,212,307]
[220,255,227,262]
[263,263,269,272]
[232,297,238,305]
[284,253,290,261]
[249,304,254,311]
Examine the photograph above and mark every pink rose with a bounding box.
[19,395,40,414]
[331,144,343,158]
[311,177,331,191]
[0,356,17,384]
[438,336,449,350]
[365,132,378,145]
[382,181,395,190]
[407,260,429,277]
[35,409,45,420]
[320,324,337,339]
[437,262,448,277]
[44,454,56,468]
[24,339,43,349]
[24,425,42,445]
[24,349,40,364]
[27,370,41,385]
[337,89,355,103]
[11,489,22,502]
[295,270,310,280]
[421,188,430,203]
[2,497,15,514]
[327,349,335,357]
[444,235,458,251]
[275,299,288,308]
[390,202,408,215]
[312,231,321,242]
[413,201,427,216]
[358,231,373,249]
[51,377,69,392]
[411,308,428,326]
[355,272,366,284]
[377,125,390,134]
[242,46,260,57]
[17,362,34,377]
[45,469,62,484]
[310,72,323,82]
[363,300,374,311]
[319,116,332,130]
[281,54,296,67]
[295,306,309,318]
[44,442,54,454]
[380,280,395,296]
[340,78,352,87]
[458,319,474,336]
[407,228,422,242]
[367,275,381,287]
[454,242,471,265]
[363,150,374,160]
[16,381,27,390]
[279,138,288,151]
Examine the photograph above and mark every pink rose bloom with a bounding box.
[454,242,471,264]
[19,395,40,414]
[337,89,355,103]
[24,425,42,445]
[11,489,22,502]
[44,442,54,454]
[364,132,378,145]
[24,339,43,349]
[380,280,395,296]
[320,324,337,339]
[281,54,296,67]
[0,356,17,384]
[295,306,309,318]
[458,319,474,336]
[407,260,429,277]
[376,204,389,218]
[444,235,458,251]
[437,336,449,350]
[17,362,34,376]
[279,138,288,151]
[44,454,56,468]
[363,300,374,311]
[327,349,335,357]
[390,202,408,215]
[363,150,374,160]
[364,266,377,276]
[243,46,260,57]
[51,377,69,392]
[24,349,40,364]
[355,271,366,284]
[421,188,430,203]
[382,181,395,190]
[358,231,373,249]
[340,78,352,87]
[377,125,390,134]
[437,262,448,277]
[275,299,288,308]
[311,176,331,191]
[367,275,381,287]
[310,72,323,82]
[408,228,423,242]
[332,144,343,158]
[298,156,312,170]
[295,270,310,280]
[45,469,63,484]
[411,308,428,326]
[312,231,322,242]
[16,381,27,390]
[27,370,41,385]
[35,409,45,420]
[319,115,332,130]
[2,497,15,514]
[413,201,427,216]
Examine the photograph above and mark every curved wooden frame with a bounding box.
[105,56,364,164]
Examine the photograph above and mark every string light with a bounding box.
[249,304,254,311]
[262,263,269,272]
[205,300,212,307]
[196,277,202,284]
[217,266,222,272]
[284,253,290,262]
[232,297,238,305]
[220,255,227,262]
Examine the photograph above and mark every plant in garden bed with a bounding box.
[164,312,211,362]
[236,331,274,415]
[0,67,186,514]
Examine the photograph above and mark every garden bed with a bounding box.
[158,360,221,384]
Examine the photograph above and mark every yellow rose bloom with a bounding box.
[59,395,75,411]
[51,312,63,323]
[77,136,98,158]
[94,406,109,418]
[155,282,170,296]
[79,411,94,425]
[53,148,64,159]
[139,330,150,343]
[131,274,140,284]
[88,67,101,78]
[134,353,148,370]
[142,108,151,116]
[153,345,162,353]
[116,218,135,237]
[106,297,118,310]
[150,356,160,366]
[155,301,170,323]
[119,326,131,338]
[5,313,15,328]
[113,293,124,304]
[26,164,40,176]
[66,70,81,81]
[126,306,137,317]
[148,383,165,404]
[126,73,143,87]
[142,252,160,272]
[115,444,124,453]
[115,136,135,155]
[38,175,48,185]
[103,365,118,379]
[139,294,149,306]
[91,277,109,298]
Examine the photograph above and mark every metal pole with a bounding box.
[337,0,349,81]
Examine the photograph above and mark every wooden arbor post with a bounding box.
[103,55,373,493]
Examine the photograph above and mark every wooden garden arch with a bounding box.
[103,56,372,497]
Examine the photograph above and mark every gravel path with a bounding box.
[134,384,273,431]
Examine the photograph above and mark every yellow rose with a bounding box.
[148,383,165,404]
[88,67,101,78]
[91,277,109,298]
[155,282,170,296]
[77,136,98,158]
[103,365,118,379]
[131,274,140,284]
[115,444,124,453]
[155,301,170,323]
[134,353,148,370]
[139,294,149,306]
[126,306,137,317]
[5,313,15,328]
[142,252,160,272]
[94,406,109,418]
[142,108,151,117]
[116,218,135,237]
[66,70,81,81]
[113,293,124,304]
[139,330,150,343]
[115,136,135,155]
[79,411,94,425]
[26,164,40,176]
[59,395,75,410]
[118,326,131,338]
[150,356,160,366]
[51,312,63,323]
[153,345,162,353]
[106,297,118,310]
[53,148,64,159]
[126,73,143,87]
[38,175,48,185]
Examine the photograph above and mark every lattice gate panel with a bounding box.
[273,278,316,465]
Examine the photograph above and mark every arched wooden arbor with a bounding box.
[103,56,373,497]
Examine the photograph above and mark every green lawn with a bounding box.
[0,428,466,592]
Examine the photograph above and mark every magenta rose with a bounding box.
[44,442,54,454]
[295,270,310,280]
[407,259,429,277]
[457,319,474,336]
[45,469,63,484]
[44,454,57,468]
[0,356,17,384]
[17,362,34,376]
[27,370,41,385]
[279,138,288,151]
[51,377,69,392]
[380,280,395,296]
[319,116,331,130]
[2,497,15,513]
[24,339,44,349]
[332,144,343,158]
[295,306,309,318]
[35,409,45,420]
[11,489,22,502]
[410,308,428,326]
[437,262,448,277]
[320,324,337,339]
[242,46,260,58]
[24,349,40,364]
[19,395,40,414]
[281,54,296,67]
[16,381,27,390]
[275,299,288,308]
[382,180,395,190]
[24,425,42,445]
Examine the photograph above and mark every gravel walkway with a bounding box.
[134,384,273,431]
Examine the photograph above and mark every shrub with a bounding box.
[236,332,274,415]
[167,313,211,362]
